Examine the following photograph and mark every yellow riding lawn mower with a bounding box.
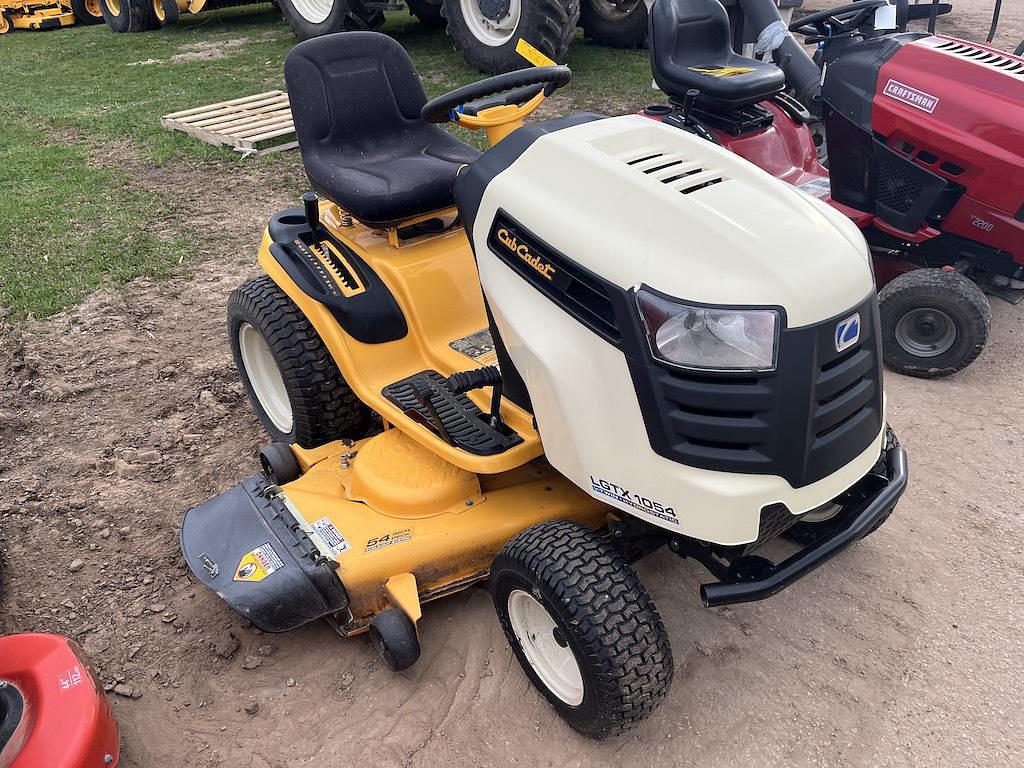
[182,31,909,737]
[0,0,102,34]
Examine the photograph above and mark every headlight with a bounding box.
[636,288,779,372]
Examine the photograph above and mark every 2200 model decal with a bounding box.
[590,476,680,526]
[882,79,939,114]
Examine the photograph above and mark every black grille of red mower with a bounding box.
[631,295,884,489]
[875,151,924,215]
[932,39,1024,77]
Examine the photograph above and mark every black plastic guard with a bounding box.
[180,476,348,633]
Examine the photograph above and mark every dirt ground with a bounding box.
[2,2,1024,766]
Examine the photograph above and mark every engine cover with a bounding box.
[456,115,884,542]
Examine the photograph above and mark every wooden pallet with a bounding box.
[160,90,298,157]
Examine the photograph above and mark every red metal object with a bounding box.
[872,36,1024,257]
[0,633,119,768]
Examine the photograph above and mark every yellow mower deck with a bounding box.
[0,0,76,32]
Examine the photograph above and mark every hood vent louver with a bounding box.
[620,147,727,195]
[929,38,1024,78]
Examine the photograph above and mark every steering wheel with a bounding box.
[421,66,572,127]
[789,0,890,38]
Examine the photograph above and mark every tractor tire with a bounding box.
[491,520,673,739]
[228,276,372,448]
[879,268,991,378]
[151,0,179,26]
[71,0,106,25]
[0,11,11,35]
[579,0,647,48]
[406,0,444,26]
[99,0,150,32]
[443,0,580,74]
[277,0,381,39]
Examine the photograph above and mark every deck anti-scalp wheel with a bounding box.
[228,276,371,448]
[258,442,302,486]
[879,268,991,378]
[491,520,673,739]
[369,608,421,671]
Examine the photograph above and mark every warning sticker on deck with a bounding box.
[797,178,831,199]
[234,543,285,582]
[450,329,499,367]
[312,516,351,557]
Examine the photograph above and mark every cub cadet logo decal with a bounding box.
[882,79,939,114]
[365,529,412,553]
[835,313,861,353]
[589,477,679,526]
[496,228,557,281]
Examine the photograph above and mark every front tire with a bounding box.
[100,0,151,32]
[276,0,382,38]
[491,520,673,739]
[71,0,106,25]
[228,276,371,447]
[579,0,647,48]
[879,268,991,378]
[443,0,580,74]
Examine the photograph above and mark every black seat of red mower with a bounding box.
[649,0,786,110]
[284,32,480,229]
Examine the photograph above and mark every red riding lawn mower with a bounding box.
[640,0,1024,377]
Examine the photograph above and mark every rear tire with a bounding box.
[99,0,150,32]
[277,0,381,38]
[443,0,580,74]
[228,276,371,448]
[71,0,106,25]
[579,0,647,48]
[879,268,991,378]
[407,0,444,26]
[491,520,673,739]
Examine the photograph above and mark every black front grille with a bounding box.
[875,151,923,215]
[630,295,884,489]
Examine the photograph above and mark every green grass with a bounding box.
[0,7,655,320]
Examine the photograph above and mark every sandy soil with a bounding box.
[3,2,1024,765]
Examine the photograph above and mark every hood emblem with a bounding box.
[835,313,861,353]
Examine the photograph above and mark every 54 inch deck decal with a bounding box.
[590,477,679,526]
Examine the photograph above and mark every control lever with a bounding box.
[446,367,504,430]
[681,88,700,126]
[302,191,320,233]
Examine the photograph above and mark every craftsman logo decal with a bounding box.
[882,79,939,114]
[589,477,679,526]
[835,313,861,353]
[496,227,557,281]
[365,529,412,553]
[234,542,285,582]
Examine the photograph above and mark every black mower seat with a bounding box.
[284,32,480,229]
[649,0,786,111]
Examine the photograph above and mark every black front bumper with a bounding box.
[700,434,908,608]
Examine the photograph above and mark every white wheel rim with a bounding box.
[289,0,334,24]
[459,0,522,47]
[507,589,584,706]
[238,324,293,434]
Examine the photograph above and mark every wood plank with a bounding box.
[161,90,284,120]
[162,90,297,156]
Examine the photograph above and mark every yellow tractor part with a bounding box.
[0,0,76,33]
[287,432,611,634]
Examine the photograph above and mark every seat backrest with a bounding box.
[284,32,428,159]
[650,0,734,77]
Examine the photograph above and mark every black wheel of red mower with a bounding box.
[258,442,302,485]
[579,0,647,48]
[407,0,444,26]
[71,0,106,24]
[443,0,580,74]
[227,276,372,448]
[99,0,150,32]
[369,608,421,671]
[277,0,381,39]
[491,520,673,739]
[879,268,991,378]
